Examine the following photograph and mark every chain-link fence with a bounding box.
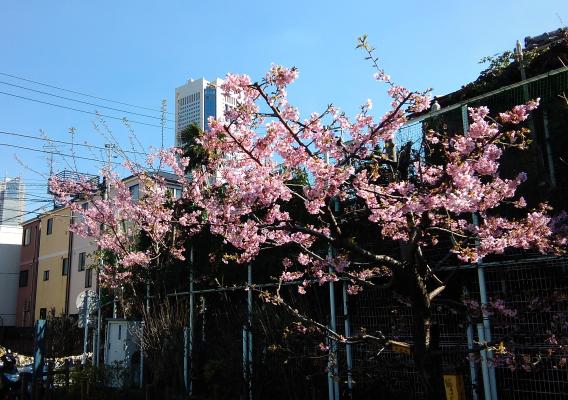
[186,256,568,399]
[175,67,568,400]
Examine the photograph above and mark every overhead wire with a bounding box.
[0,143,123,165]
[0,91,174,130]
[0,205,50,224]
[0,80,175,123]
[0,71,174,115]
[0,129,147,155]
[0,74,179,213]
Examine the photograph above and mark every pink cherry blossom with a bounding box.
[48,62,564,306]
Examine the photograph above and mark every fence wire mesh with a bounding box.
[188,68,568,399]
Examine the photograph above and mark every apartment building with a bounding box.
[35,207,71,320]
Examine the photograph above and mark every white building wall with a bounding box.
[175,78,207,146]
[0,225,22,326]
[68,231,97,315]
[174,77,235,147]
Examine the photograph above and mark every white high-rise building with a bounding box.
[174,77,237,147]
[0,177,24,226]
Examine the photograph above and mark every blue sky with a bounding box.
[0,0,566,213]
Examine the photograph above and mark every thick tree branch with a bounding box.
[253,83,315,157]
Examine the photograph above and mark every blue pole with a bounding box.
[477,323,492,400]
[33,319,46,397]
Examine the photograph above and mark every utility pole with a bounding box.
[43,143,56,208]
[161,99,167,150]
[94,144,114,368]
[69,127,78,171]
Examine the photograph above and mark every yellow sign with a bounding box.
[443,374,466,400]
[389,340,412,355]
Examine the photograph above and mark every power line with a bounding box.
[0,91,174,130]
[8,184,48,187]
[0,205,50,224]
[21,200,53,204]
[0,71,174,115]
[1,205,49,216]
[0,191,54,200]
[0,80,175,123]
[0,129,147,155]
[0,143,123,165]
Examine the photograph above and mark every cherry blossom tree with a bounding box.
[50,36,566,398]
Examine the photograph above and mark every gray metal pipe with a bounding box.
[188,245,195,396]
[543,109,557,189]
[328,259,340,399]
[342,282,353,397]
[477,323,492,400]
[464,288,479,400]
[81,295,89,366]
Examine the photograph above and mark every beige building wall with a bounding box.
[68,207,97,315]
[35,207,71,320]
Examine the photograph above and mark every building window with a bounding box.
[62,258,69,276]
[19,270,29,287]
[129,184,140,201]
[76,202,88,224]
[39,308,47,320]
[78,252,86,271]
[46,218,53,235]
[23,228,31,246]
[85,268,93,288]
[43,270,50,281]
[166,186,182,199]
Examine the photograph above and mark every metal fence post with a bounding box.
[472,213,498,400]
[183,326,189,393]
[95,277,101,368]
[463,288,479,400]
[328,254,339,400]
[463,104,498,400]
[186,244,195,396]
[542,109,557,189]
[477,262,498,400]
[139,321,144,389]
[477,323,492,400]
[247,263,253,400]
[82,294,89,366]
[242,263,253,399]
[326,191,340,400]
[342,282,353,398]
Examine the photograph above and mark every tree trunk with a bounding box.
[410,275,445,400]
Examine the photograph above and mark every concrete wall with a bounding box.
[0,225,23,326]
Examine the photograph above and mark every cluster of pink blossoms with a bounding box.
[48,63,564,292]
